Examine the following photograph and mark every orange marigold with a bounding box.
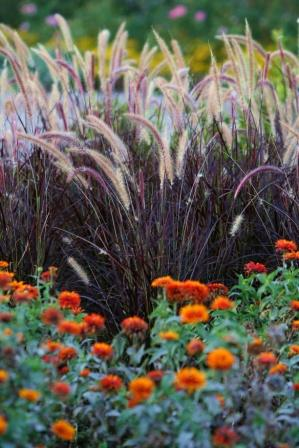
[186,339,205,356]
[0,312,13,322]
[180,304,209,324]
[121,316,148,336]
[206,348,235,370]
[244,262,267,275]
[51,420,76,441]
[58,346,77,361]
[147,370,164,383]
[13,284,38,302]
[151,276,173,288]
[248,337,264,355]
[269,363,288,375]
[91,342,113,359]
[40,266,58,282]
[289,345,299,356]
[41,307,63,325]
[51,381,71,396]
[292,320,299,330]
[159,331,179,341]
[100,374,123,392]
[0,415,8,435]
[58,320,83,336]
[0,272,14,290]
[58,291,81,311]
[275,239,297,252]
[256,352,277,365]
[129,377,155,406]
[0,370,9,383]
[43,341,62,352]
[18,388,41,402]
[83,313,105,333]
[80,368,91,377]
[212,426,239,447]
[291,300,299,311]
[207,282,229,295]
[175,367,206,393]
[283,251,299,261]
[0,261,9,269]
[211,296,234,310]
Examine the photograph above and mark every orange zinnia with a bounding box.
[13,284,38,302]
[186,339,205,356]
[121,316,148,336]
[0,261,9,269]
[248,337,264,355]
[100,374,123,392]
[51,420,76,441]
[129,377,155,406]
[159,331,179,341]
[175,367,206,393]
[51,382,71,396]
[0,272,14,290]
[289,345,299,356]
[58,291,81,311]
[0,370,9,383]
[211,296,234,310]
[269,363,287,375]
[0,415,8,435]
[18,388,41,402]
[212,426,239,447]
[292,320,299,330]
[58,320,83,336]
[80,368,91,377]
[256,352,277,365]
[180,304,209,324]
[207,282,229,295]
[147,370,164,383]
[291,300,299,311]
[275,239,297,252]
[41,307,63,325]
[165,279,209,303]
[43,341,62,352]
[40,266,58,282]
[206,348,235,370]
[91,342,113,359]
[83,313,105,333]
[244,262,267,275]
[58,346,77,361]
[283,251,299,261]
[151,276,174,288]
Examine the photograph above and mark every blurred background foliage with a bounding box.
[0,0,298,73]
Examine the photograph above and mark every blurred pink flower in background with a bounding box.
[168,5,187,20]
[194,10,207,22]
[45,15,58,27]
[20,3,37,15]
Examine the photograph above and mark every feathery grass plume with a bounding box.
[245,20,255,99]
[54,14,74,53]
[69,147,131,210]
[153,30,182,88]
[216,33,267,58]
[222,35,244,104]
[229,214,244,237]
[125,113,174,186]
[269,49,299,68]
[176,130,188,178]
[84,115,129,163]
[280,122,299,166]
[109,23,126,77]
[207,52,222,120]
[67,257,89,286]
[97,29,110,90]
[219,123,232,147]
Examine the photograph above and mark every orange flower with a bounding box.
[206,348,235,370]
[58,320,83,336]
[0,312,13,322]
[151,276,173,287]
[269,363,288,375]
[159,331,179,341]
[292,320,299,330]
[18,389,41,402]
[51,420,76,441]
[244,262,267,275]
[13,285,38,302]
[7,280,24,291]
[212,426,239,447]
[248,337,264,355]
[40,266,58,282]
[283,251,299,261]
[256,352,277,366]
[100,374,123,392]
[0,272,14,289]
[165,280,187,302]
[58,291,81,311]
[3,328,13,337]
[41,307,63,325]
[129,377,155,406]
[58,346,77,361]
[43,341,62,352]
[83,313,105,333]
[211,296,234,310]
[0,415,8,435]
[91,342,113,359]
[0,261,9,269]
[175,367,206,393]
[80,368,91,377]
[51,381,71,396]
[207,282,229,295]
[180,304,209,324]
[165,280,209,303]
[121,316,148,336]
[57,365,69,375]
[291,300,299,311]
[289,345,299,356]
[275,239,297,252]
[215,393,225,407]
[293,383,299,392]
[186,339,205,356]
[147,370,164,383]
[0,370,9,383]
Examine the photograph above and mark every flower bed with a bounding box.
[0,240,298,447]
